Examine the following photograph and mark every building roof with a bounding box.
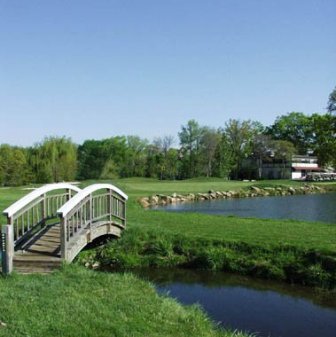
[292,166,323,171]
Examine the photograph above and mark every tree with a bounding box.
[327,87,336,113]
[200,128,221,177]
[32,137,77,183]
[212,132,233,179]
[124,136,149,177]
[251,134,274,179]
[101,136,129,178]
[272,140,296,179]
[224,119,261,179]
[266,112,313,154]
[311,113,336,167]
[152,135,176,179]
[0,145,30,186]
[77,140,108,179]
[178,120,204,178]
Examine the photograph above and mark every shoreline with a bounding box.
[139,183,332,208]
[78,225,336,290]
[76,181,336,290]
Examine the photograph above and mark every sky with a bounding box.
[0,0,335,146]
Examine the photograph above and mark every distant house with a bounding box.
[241,155,323,180]
[291,155,322,180]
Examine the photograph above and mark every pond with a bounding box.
[133,268,336,337]
[152,192,336,223]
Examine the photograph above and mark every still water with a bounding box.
[134,268,336,337]
[153,193,336,223]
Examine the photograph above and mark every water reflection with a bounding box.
[133,268,336,337]
[153,193,336,223]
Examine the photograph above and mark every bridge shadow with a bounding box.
[80,234,119,252]
[18,224,61,257]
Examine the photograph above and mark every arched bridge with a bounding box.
[1,183,127,274]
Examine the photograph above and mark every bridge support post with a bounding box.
[60,217,67,260]
[42,193,47,228]
[1,225,14,274]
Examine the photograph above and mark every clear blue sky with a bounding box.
[1,0,335,146]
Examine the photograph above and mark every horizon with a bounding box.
[0,111,331,148]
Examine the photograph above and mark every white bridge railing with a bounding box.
[1,183,128,274]
[57,184,128,261]
[1,183,81,273]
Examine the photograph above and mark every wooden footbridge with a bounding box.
[1,183,127,274]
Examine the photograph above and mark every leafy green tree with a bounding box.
[212,132,233,179]
[224,119,261,179]
[252,134,274,179]
[272,140,296,179]
[311,113,336,167]
[327,87,336,113]
[178,120,204,178]
[266,112,313,154]
[0,145,30,186]
[32,137,77,183]
[165,148,179,179]
[200,128,221,177]
[124,136,149,177]
[77,136,128,179]
[152,136,176,179]
[77,140,106,179]
[100,159,119,179]
[144,143,162,178]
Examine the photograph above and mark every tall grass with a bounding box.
[78,227,336,289]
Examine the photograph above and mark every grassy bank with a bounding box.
[78,226,336,288]
[1,178,336,288]
[0,179,335,335]
[80,178,336,288]
[0,265,249,337]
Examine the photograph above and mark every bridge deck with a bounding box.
[13,225,61,274]
[1,183,127,275]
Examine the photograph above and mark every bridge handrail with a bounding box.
[57,183,128,218]
[3,183,82,218]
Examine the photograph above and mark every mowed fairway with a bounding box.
[1,178,336,253]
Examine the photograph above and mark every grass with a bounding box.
[79,177,336,288]
[0,178,335,336]
[2,178,335,252]
[88,177,307,198]
[0,265,249,337]
[1,178,336,263]
[78,226,336,288]
[128,207,336,252]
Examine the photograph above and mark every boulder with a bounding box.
[139,197,150,208]
[288,187,296,194]
[251,186,261,193]
[150,195,159,203]
[92,261,100,269]
[187,193,195,201]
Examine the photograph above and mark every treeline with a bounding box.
[0,138,77,186]
[1,110,335,186]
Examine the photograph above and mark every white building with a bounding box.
[291,155,322,180]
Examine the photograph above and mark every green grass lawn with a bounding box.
[99,177,336,253]
[0,265,248,337]
[0,178,336,336]
[1,178,335,252]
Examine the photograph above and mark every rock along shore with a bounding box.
[139,184,327,208]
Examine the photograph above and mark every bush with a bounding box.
[77,227,336,289]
